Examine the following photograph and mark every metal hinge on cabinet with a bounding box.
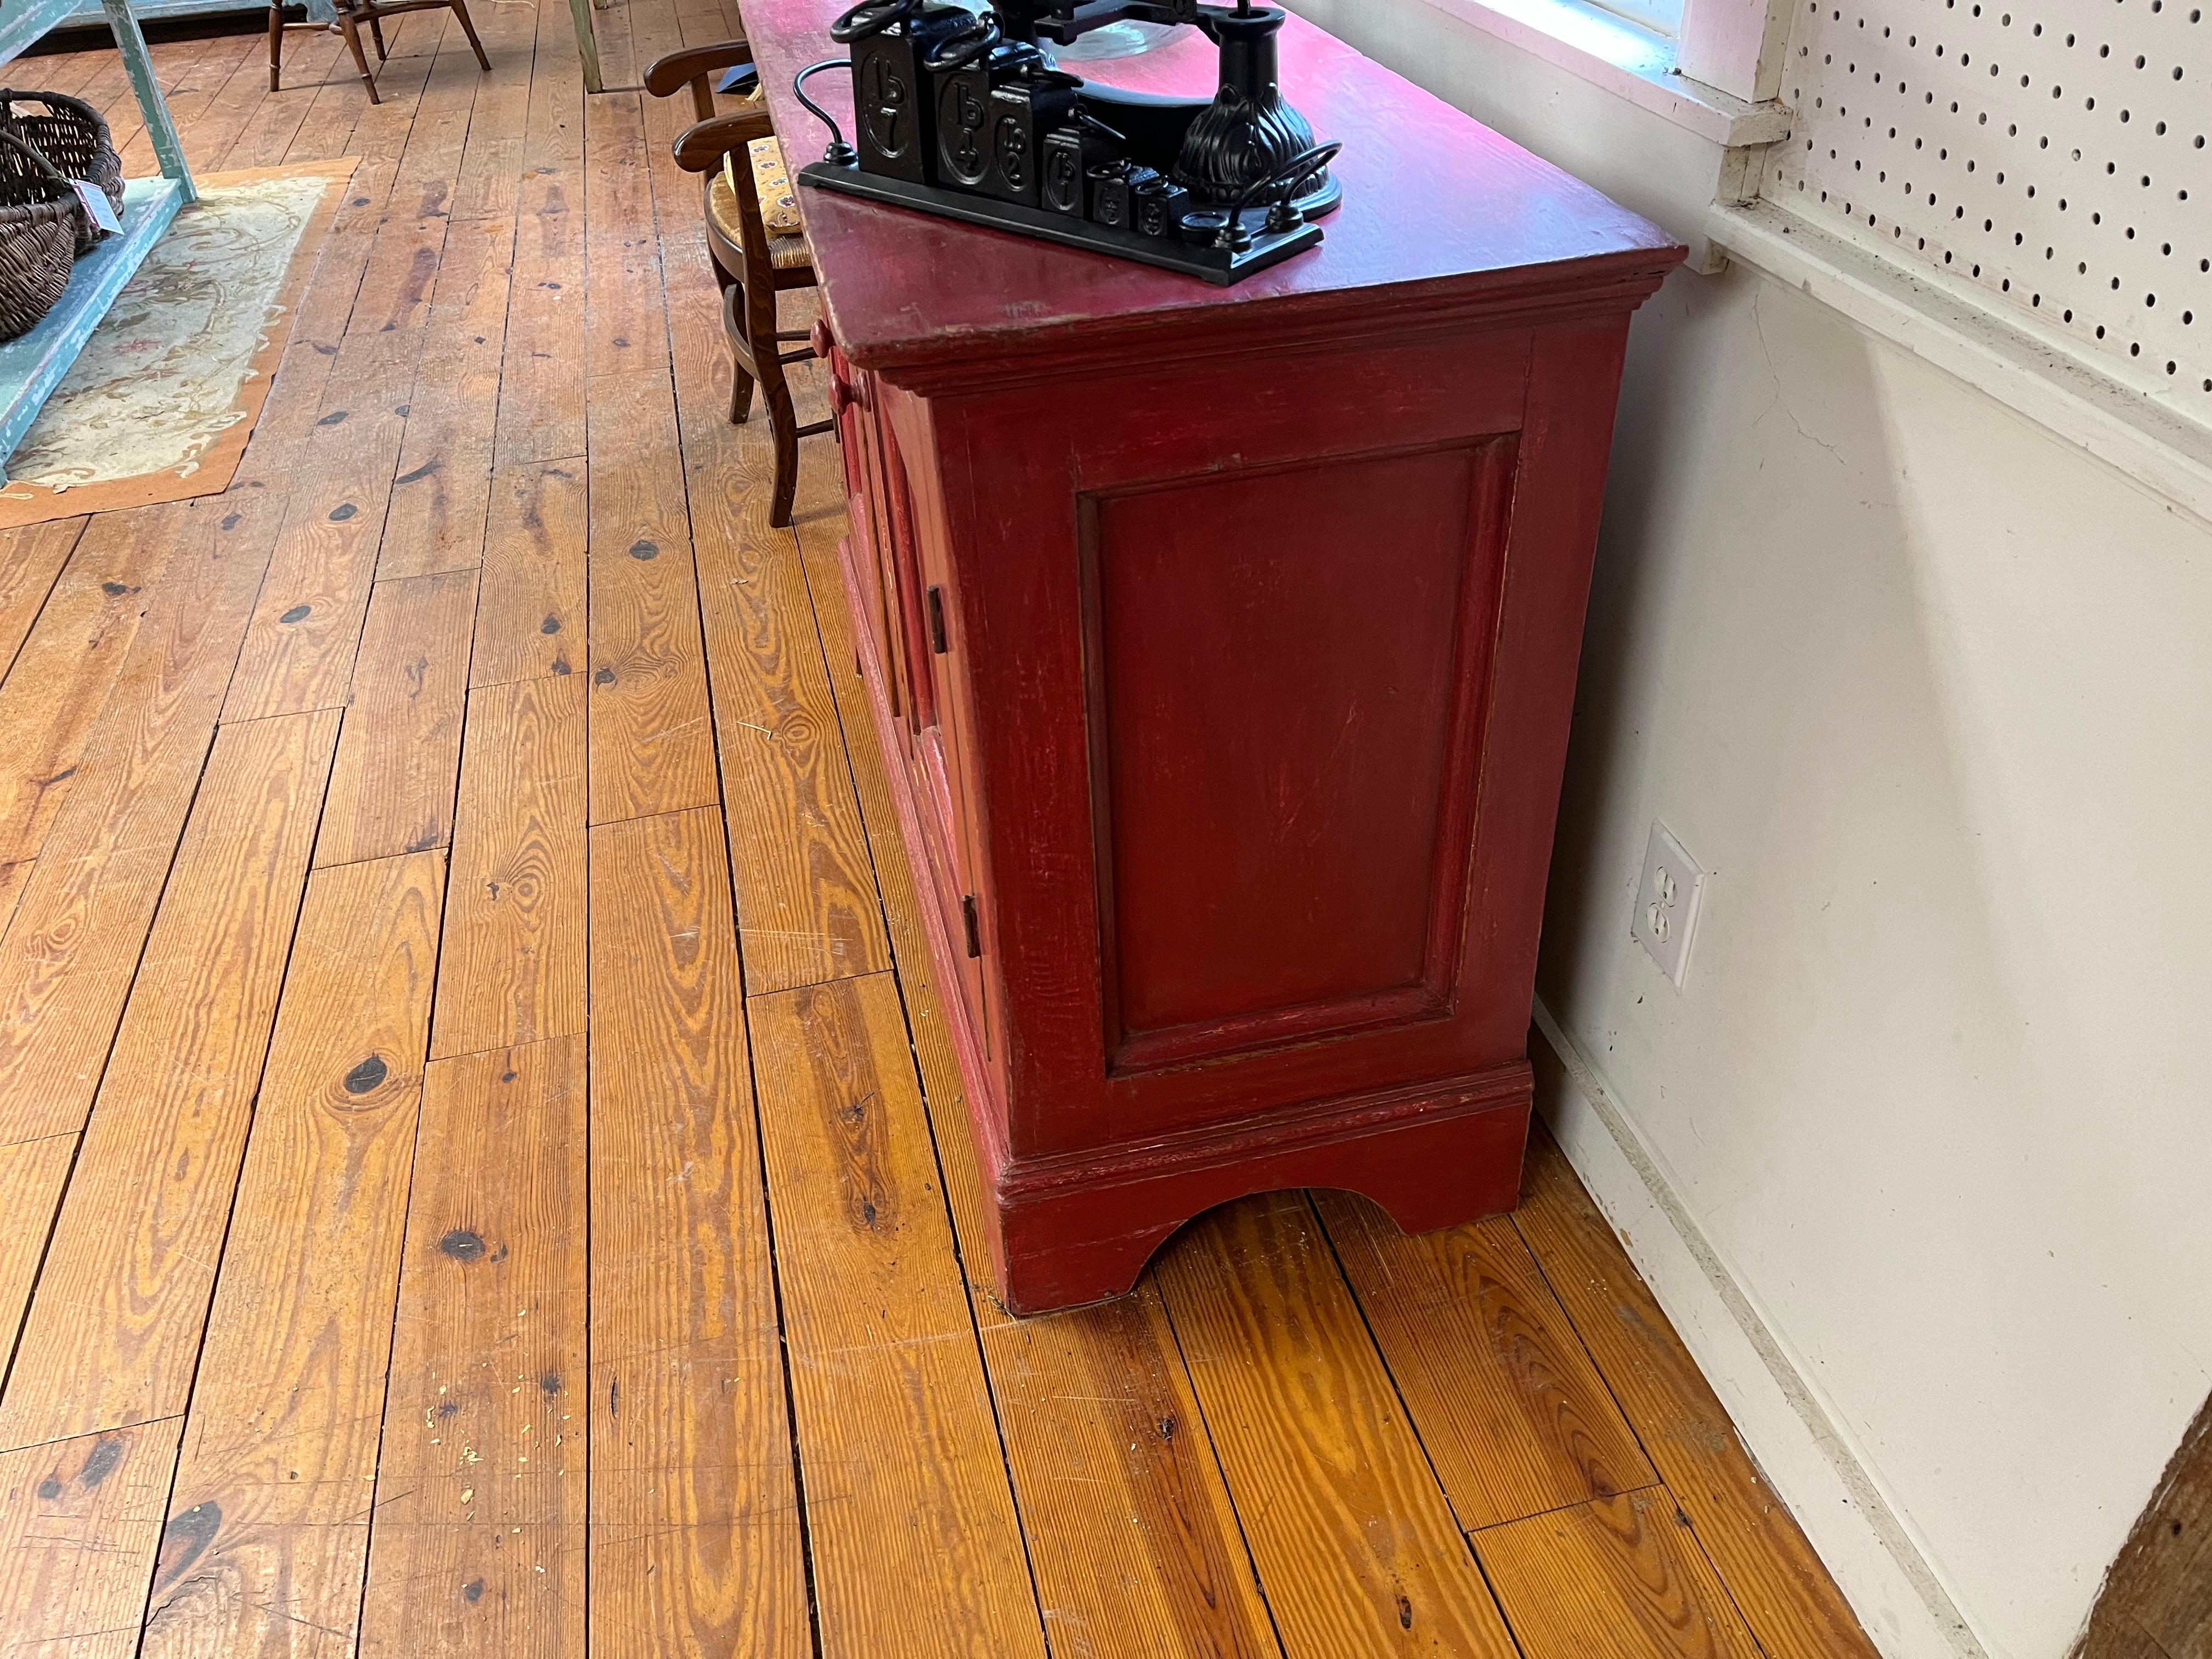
[962,894,981,958]
[927,586,949,654]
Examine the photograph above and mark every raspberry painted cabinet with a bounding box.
[754,0,1682,1312]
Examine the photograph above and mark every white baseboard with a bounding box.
[1528,998,1993,1659]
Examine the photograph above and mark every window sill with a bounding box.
[1408,0,1788,149]
[1708,199,2212,531]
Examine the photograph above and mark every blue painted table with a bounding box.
[58,0,337,32]
[0,0,197,471]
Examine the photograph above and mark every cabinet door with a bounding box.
[876,410,997,1063]
[861,400,952,746]
[873,405,938,740]
[828,352,896,713]
[826,334,867,509]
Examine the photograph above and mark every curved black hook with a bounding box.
[1259,139,1341,230]
[1273,139,1342,202]
[1218,138,1343,247]
[830,0,915,43]
[793,58,859,166]
[921,9,1003,71]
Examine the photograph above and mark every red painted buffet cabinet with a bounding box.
[748,0,1684,1312]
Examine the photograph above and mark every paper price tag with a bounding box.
[71,180,122,237]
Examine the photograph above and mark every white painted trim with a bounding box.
[1675,0,1791,102]
[1528,999,1992,1659]
[1708,199,2212,533]
[1407,0,1791,148]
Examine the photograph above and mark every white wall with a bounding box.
[1288,4,2212,1655]
[1554,259,2212,1659]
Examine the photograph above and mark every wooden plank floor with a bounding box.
[0,16,1880,1658]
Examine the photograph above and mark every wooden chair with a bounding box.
[647,40,828,528]
[270,0,491,106]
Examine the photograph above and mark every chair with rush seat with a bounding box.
[646,39,829,528]
[269,0,491,106]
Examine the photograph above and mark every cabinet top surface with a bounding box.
[747,0,1684,374]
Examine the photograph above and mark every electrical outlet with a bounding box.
[1632,821,1705,987]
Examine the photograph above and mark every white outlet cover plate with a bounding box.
[1632,821,1705,988]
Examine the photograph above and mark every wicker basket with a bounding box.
[0,131,86,342]
[0,91,123,256]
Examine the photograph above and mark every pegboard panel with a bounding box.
[1768,0,2211,415]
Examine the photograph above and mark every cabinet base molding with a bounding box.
[987,1073,1531,1315]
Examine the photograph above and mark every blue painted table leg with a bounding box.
[100,0,198,201]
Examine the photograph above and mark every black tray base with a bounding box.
[797,162,1324,286]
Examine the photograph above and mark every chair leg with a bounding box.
[336,10,379,100]
[738,272,801,523]
[369,13,387,59]
[448,0,493,72]
[755,330,801,526]
[746,280,812,526]
[720,279,755,424]
[267,2,283,89]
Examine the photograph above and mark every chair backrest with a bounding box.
[644,38,758,122]
[646,40,780,272]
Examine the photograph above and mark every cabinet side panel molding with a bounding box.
[747,0,1683,1313]
[1081,436,1517,1076]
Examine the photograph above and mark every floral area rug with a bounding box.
[0,159,355,526]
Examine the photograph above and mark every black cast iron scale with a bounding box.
[790,0,1341,284]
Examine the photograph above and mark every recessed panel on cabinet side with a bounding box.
[1081,437,1518,1075]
